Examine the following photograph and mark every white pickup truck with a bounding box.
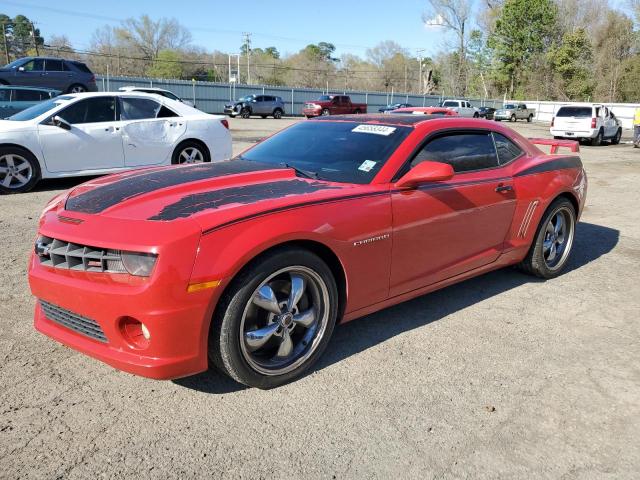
[440,99,479,118]
[494,103,536,122]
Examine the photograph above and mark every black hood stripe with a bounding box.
[515,156,582,177]
[65,160,278,214]
[149,180,343,221]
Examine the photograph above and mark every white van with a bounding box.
[550,104,622,146]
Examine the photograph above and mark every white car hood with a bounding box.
[0,120,37,134]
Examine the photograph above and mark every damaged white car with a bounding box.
[0,92,232,193]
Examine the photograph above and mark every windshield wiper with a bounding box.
[281,163,319,180]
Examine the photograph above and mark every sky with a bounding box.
[0,0,456,59]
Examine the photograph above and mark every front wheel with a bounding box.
[591,129,603,146]
[240,108,251,119]
[321,109,330,116]
[510,114,516,122]
[209,248,339,388]
[473,112,479,118]
[518,198,576,279]
[611,128,622,145]
[0,146,41,194]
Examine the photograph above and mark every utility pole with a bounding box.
[2,24,9,64]
[30,22,39,55]
[242,32,252,85]
[416,49,425,94]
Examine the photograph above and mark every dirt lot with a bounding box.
[1,117,639,479]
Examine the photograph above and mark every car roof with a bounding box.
[311,113,459,126]
[119,86,171,93]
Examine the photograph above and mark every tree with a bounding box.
[146,49,184,78]
[548,28,594,100]
[423,0,472,95]
[488,0,558,97]
[618,55,640,101]
[0,13,44,60]
[114,15,191,61]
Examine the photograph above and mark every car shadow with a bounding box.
[31,176,98,193]
[175,221,619,394]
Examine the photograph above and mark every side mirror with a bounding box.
[52,115,71,130]
[17,66,25,72]
[395,161,454,189]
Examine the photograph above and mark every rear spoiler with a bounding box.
[528,138,580,154]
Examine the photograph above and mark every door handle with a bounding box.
[495,184,513,193]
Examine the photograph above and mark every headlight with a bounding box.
[121,252,158,277]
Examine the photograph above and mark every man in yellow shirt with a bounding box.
[634,107,640,148]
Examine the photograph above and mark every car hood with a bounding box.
[0,120,36,132]
[62,160,362,231]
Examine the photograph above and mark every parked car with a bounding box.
[0,86,60,117]
[224,94,285,119]
[378,103,412,113]
[550,104,622,146]
[390,107,457,116]
[0,57,97,93]
[478,106,497,120]
[0,92,231,193]
[494,103,535,122]
[440,99,479,118]
[118,86,195,108]
[28,113,586,388]
[303,95,366,117]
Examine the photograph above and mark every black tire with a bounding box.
[611,128,622,145]
[171,140,210,164]
[527,114,533,123]
[209,248,339,389]
[517,197,576,279]
[67,84,87,93]
[240,108,251,119]
[553,136,562,140]
[590,129,603,146]
[260,115,267,119]
[321,108,330,116]
[473,112,479,118]
[273,108,283,119]
[0,146,41,194]
[510,114,516,122]
[354,109,362,114]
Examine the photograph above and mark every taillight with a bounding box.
[220,119,229,129]
[551,117,554,127]
[89,74,96,83]
[591,117,596,128]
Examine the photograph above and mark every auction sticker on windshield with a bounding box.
[351,125,397,136]
[358,160,377,172]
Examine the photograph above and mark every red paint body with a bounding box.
[302,95,367,117]
[28,117,587,379]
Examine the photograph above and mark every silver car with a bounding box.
[224,94,285,119]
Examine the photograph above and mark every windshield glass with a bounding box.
[238,95,254,102]
[317,95,333,101]
[503,104,516,109]
[8,96,73,121]
[239,121,411,184]
[556,106,592,117]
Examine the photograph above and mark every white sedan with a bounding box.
[0,92,232,193]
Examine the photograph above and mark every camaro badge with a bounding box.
[353,234,390,246]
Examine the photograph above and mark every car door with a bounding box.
[389,130,518,296]
[602,107,616,137]
[252,95,266,115]
[15,59,47,87]
[43,59,67,92]
[120,96,186,167]
[11,88,43,115]
[0,88,12,117]
[37,96,125,172]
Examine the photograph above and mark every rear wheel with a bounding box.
[518,198,576,279]
[510,114,516,122]
[209,248,338,388]
[273,108,283,119]
[611,128,622,145]
[67,84,87,93]
[0,146,41,194]
[527,114,533,123]
[354,109,362,114]
[590,129,603,146]
[172,141,209,164]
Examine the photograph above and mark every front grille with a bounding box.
[35,236,126,273]
[40,300,107,343]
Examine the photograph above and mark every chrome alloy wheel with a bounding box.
[179,146,204,164]
[0,153,32,190]
[70,85,86,93]
[542,206,575,271]
[240,266,330,376]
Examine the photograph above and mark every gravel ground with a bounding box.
[1,117,639,479]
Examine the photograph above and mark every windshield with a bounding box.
[3,59,25,69]
[503,104,516,109]
[239,121,411,184]
[238,95,254,102]
[8,96,73,121]
[556,106,592,117]
[317,95,333,101]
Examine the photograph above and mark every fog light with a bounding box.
[119,316,150,349]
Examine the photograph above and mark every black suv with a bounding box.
[0,57,98,93]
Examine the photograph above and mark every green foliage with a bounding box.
[146,49,184,79]
[618,55,640,102]
[0,13,44,60]
[548,28,594,100]
[488,0,558,95]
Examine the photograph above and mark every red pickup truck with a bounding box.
[303,95,367,117]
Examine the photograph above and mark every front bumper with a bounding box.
[224,105,240,116]
[303,108,322,117]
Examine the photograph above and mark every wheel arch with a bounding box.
[554,191,580,216]
[173,138,211,163]
[0,143,43,170]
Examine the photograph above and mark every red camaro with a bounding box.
[28,114,587,388]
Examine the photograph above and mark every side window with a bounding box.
[120,97,161,120]
[412,132,499,172]
[255,96,264,103]
[45,59,64,72]
[0,89,10,102]
[157,105,178,118]
[13,89,42,101]
[493,133,523,165]
[22,59,45,71]
[58,97,116,124]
